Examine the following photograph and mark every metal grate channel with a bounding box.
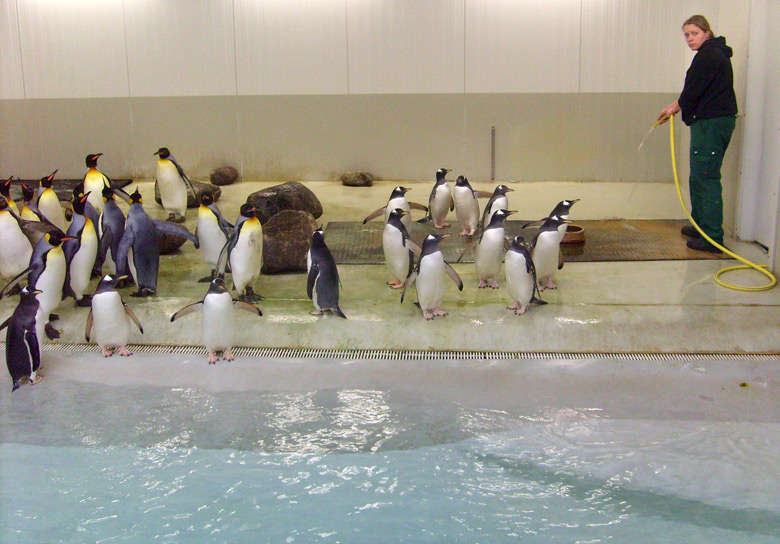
[3,342,778,362]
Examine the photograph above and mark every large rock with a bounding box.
[157,220,192,255]
[246,181,322,225]
[341,171,374,187]
[261,210,317,274]
[155,179,222,208]
[210,165,239,186]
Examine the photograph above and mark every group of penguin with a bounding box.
[364,168,578,321]
[0,149,337,391]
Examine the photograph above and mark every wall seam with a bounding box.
[13,0,27,99]
[344,0,351,94]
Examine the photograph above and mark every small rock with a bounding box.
[246,181,323,225]
[262,210,318,274]
[341,171,374,187]
[210,166,239,186]
[155,179,222,208]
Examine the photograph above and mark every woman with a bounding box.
[658,15,738,254]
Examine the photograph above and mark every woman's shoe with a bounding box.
[686,237,722,254]
[681,225,701,238]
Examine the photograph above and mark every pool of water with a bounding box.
[2,352,780,543]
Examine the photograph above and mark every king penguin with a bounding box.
[83,153,110,212]
[480,184,514,232]
[531,214,568,291]
[116,188,198,297]
[505,235,546,315]
[0,196,33,281]
[383,209,421,289]
[453,175,483,237]
[196,191,233,282]
[64,191,99,306]
[418,168,454,229]
[363,186,427,229]
[86,275,144,357]
[215,203,263,302]
[154,147,194,223]
[1,286,43,391]
[20,182,41,222]
[402,233,463,320]
[474,209,515,289]
[1,177,19,215]
[36,170,69,232]
[97,184,126,276]
[170,277,261,364]
[307,228,346,318]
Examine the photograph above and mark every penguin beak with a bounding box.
[400,210,409,216]
[402,187,411,194]
[116,275,129,281]
[47,169,58,181]
[80,192,91,203]
[440,233,452,238]
[505,188,515,192]
[506,210,518,216]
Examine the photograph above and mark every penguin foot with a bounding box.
[131,287,156,297]
[423,311,435,320]
[459,229,474,236]
[507,302,526,315]
[118,347,133,357]
[478,280,488,288]
[432,309,448,317]
[29,374,43,385]
[387,280,404,289]
[310,310,324,316]
[537,280,557,291]
[223,349,235,362]
[45,323,61,340]
[101,347,114,357]
[239,289,264,303]
[208,352,220,364]
[76,295,93,307]
[167,213,186,224]
[434,222,451,229]
[489,280,499,289]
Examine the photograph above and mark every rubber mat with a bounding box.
[324,219,731,264]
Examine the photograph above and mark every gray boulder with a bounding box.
[262,210,317,274]
[155,179,222,208]
[246,181,322,225]
[341,171,374,187]
[210,166,239,186]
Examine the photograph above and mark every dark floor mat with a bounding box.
[325,219,731,264]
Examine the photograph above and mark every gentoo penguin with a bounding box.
[36,170,69,232]
[474,209,515,289]
[453,175,482,236]
[97,184,126,276]
[64,192,98,306]
[402,233,463,319]
[307,228,346,318]
[0,286,43,391]
[196,191,233,282]
[85,275,143,357]
[363,186,427,229]
[0,196,33,281]
[505,236,546,315]
[19,182,41,222]
[170,277,261,364]
[154,147,194,223]
[418,168,454,229]
[1,177,19,215]
[116,188,198,297]
[531,214,568,291]
[480,184,514,231]
[383,209,421,289]
[215,203,263,302]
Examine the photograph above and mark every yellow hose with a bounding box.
[668,114,776,291]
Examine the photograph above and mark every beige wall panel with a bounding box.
[124,0,236,97]
[1,0,25,99]
[346,0,465,94]
[234,0,349,95]
[465,0,581,93]
[16,0,129,99]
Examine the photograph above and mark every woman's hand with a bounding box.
[657,101,681,124]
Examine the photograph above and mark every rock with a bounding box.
[341,171,374,187]
[246,181,323,225]
[261,210,317,274]
[210,165,239,186]
[157,220,193,255]
[155,179,222,208]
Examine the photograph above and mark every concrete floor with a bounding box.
[2,179,779,354]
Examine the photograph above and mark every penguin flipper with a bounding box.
[558,247,564,270]
[172,159,197,198]
[116,226,135,277]
[170,302,203,322]
[406,240,422,256]
[0,267,32,300]
[473,190,493,199]
[306,264,319,300]
[332,306,347,319]
[152,220,199,248]
[85,309,93,342]
[234,300,262,317]
[124,303,144,334]
[456,239,478,263]
[400,270,417,304]
[449,196,455,212]
[0,316,11,331]
[444,262,463,291]
[362,207,385,224]
[408,201,428,212]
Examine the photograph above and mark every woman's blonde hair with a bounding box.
[683,15,714,38]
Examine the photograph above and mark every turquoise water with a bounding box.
[2,378,780,543]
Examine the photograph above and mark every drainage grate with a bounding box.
[6,342,778,362]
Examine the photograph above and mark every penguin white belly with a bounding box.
[383,226,409,281]
[416,253,446,312]
[84,172,106,212]
[532,233,559,282]
[431,185,451,224]
[35,255,67,315]
[230,234,262,292]
[505,251,534,309]
[157,164,187,216]
[385,197,411,228]
[128,248,136,284]
[197,214,227,268]
[0,216,32,278]
[556,223,568,244]
[475,231,505,281]
[453,187,478,232]
[202,292,234,352]
[38,192,69,232]
[70,231,98,299]
[91,291,131,348]
[487,197,508,225]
